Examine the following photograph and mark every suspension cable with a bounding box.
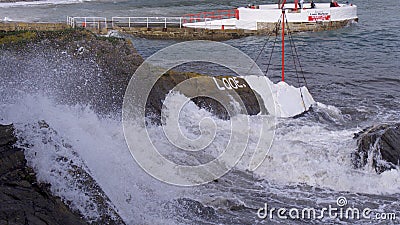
[243,12,309,111]
[265,15,282,78]
[246,16,281,77]
[285,17,302,87]
[285,16,307,110]
[285,17,308,88]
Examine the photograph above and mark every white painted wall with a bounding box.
[183,3,357,30]
[330,5,358,21]
[183,18,237,29]
[238,3,357,24]
[235,20,257,30]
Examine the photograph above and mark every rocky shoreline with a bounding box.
[0,124,87,225]
[0,28,263,224]
[353,123,400,173]
[0,29,144,224]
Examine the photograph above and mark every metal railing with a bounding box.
[112,17,183,28]
[67,16,74,27]
[67,13,235,30]
[66,16,107,29]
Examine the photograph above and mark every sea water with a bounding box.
[0,0,399,224]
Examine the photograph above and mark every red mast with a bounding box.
[281,9,285,82]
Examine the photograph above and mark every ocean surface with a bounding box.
[1,0,400,224]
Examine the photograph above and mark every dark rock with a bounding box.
[0,124,87,225]
[146,71,264,124]
[352,123,400,173]
[1,29,264,122]
[1,29,143,116]
[0,29,265,224]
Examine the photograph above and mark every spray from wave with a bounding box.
[1,30,400,224]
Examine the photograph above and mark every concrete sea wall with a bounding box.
[0,19,357,41]
[257,19,357,33]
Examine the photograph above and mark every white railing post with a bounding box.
[81,17,189,29]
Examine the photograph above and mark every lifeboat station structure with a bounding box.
[182,1,358,32]
[63,1,358,39]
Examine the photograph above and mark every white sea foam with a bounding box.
[0,94,183,224]
[252,112,400,194]
[1,16,12,21]
[159,92,400,195]
[1,90,400,223]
